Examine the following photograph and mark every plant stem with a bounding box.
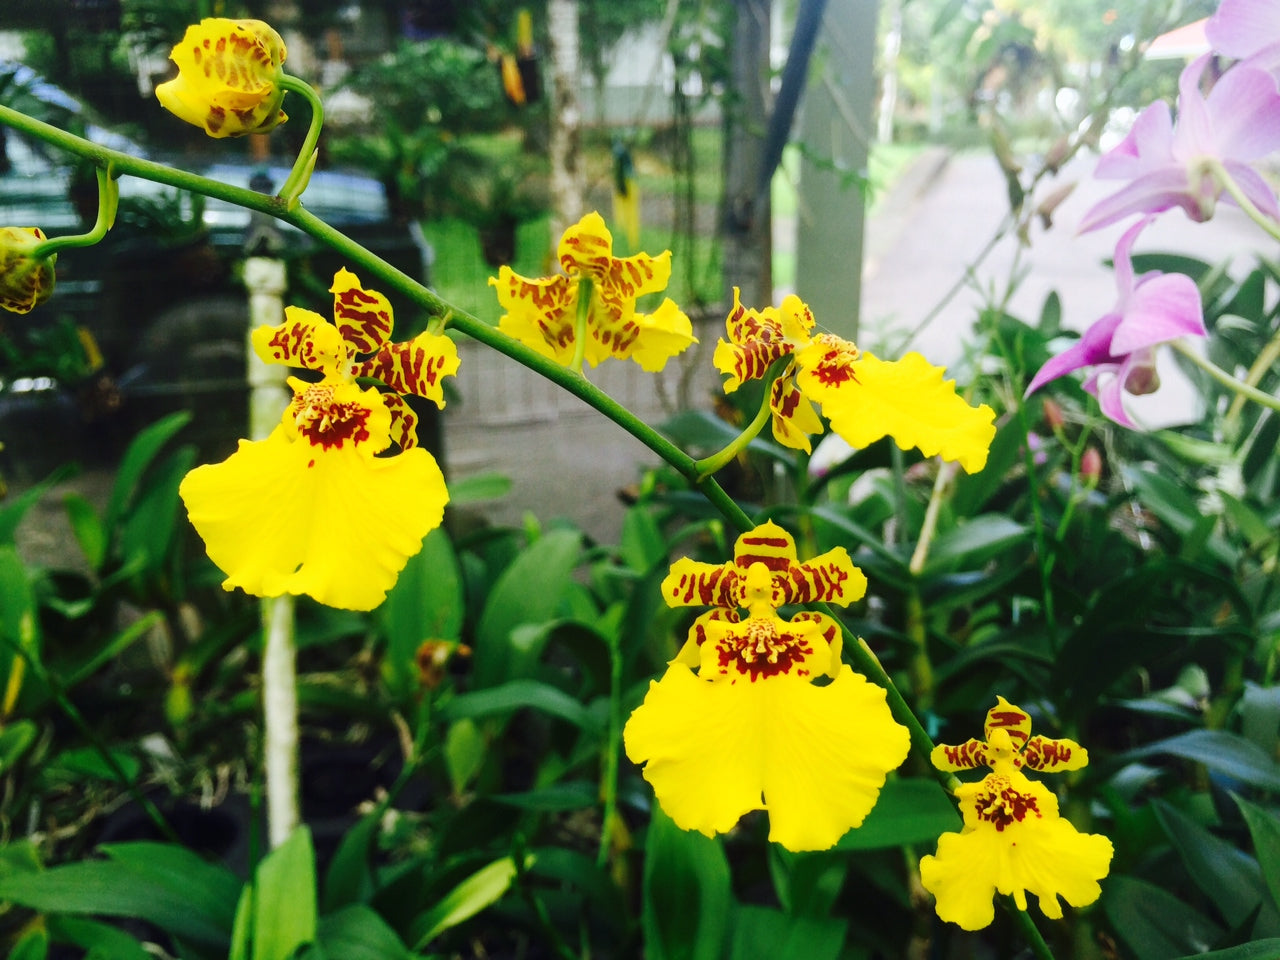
[1010,905,1057,960]
[276,75,324,208]
[908,461,955,575]
[1225,323,1280,431]
[1170,337,1280,414]
[598,629,623,869]
[693,364,784,478]
[1210,159,1280,245]
[30,165,118,258]
[262,595,299,849]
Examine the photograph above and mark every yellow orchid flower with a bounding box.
[919,697,1114,930]
[624,521,909,852]
[156,19,289,138]
[0,227,56,314]
[489,211,695,371]
[713,289,996,472]
[180,268,460,611]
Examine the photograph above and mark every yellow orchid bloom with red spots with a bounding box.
[489,212,695,371]
[919,697,1113,930]
[624,522,909,852]
[180,268,459,611]
[0,226,56,314]
[156,19,289,138]
[713,289,996,472]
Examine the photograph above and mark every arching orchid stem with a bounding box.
[1209,158,1280,245]
[1226,325,1280,430]
[31,165,118,258]
[276,75,324,208]
[1010,908,1057,960]
[1170,337,1280,414]
[693,359,788,479]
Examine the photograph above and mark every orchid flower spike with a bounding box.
[1079,53,1280,232]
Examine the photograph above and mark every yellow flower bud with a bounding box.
[0,227,56,314]
[156,19,289,138]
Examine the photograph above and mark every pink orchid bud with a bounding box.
[1081,446,1103,486]
[1043,398,1065,430]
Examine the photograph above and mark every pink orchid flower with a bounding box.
[1207,0,1280,71]
[1026,218,1206,427]
[1079,54,1280,233]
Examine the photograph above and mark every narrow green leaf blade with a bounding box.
[642,805,730,960]
[411,855,524,948]
[1235,795,1280,915]
[253,826,318,960]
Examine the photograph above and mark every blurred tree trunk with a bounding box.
[548,0,585,243]
[721,0,773,309]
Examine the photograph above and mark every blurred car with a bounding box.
[0,63,432,478]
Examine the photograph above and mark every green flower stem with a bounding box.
[694,359,790,479]
[30,165,118,258]
[1170,337,1280,414]
[570,277,592,373]
[1010,905,1057,960]
[598,628,623,869]
[1210,158,1280,245]
[0,104,754,534]
[1225,323,1280,431]
[908,461,955,575]
[276,75,324,209]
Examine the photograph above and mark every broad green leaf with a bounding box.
[1153,800,1272,929]
[473,529,581,687]
[837,779,961,850]
[62,492,106,571]
[104,411,190,534]
[923,515,1028,573]
[951,421,1024,516]
[444,718,487,796]
[1122,730,1280,792]
[491,782,597,811]
[317,905,412,960]
[380,527,464,698]
[44,746,140,785]
[410,855,526,948]
[643,804,730,960]
[1103,875,1223,960]
[322,814,380,913]
[48,916,150,960]
[253,826,318,960]
[0,545,38,718]
[447,471,512,504]
[726,905,846,960]
[0,842,240,950]
[1241,682,1280,758]
[620,506,666,573]
[441,678,601,732]
[228,882,253,960]
[118,445,196,575]
[1235,795,1280,915]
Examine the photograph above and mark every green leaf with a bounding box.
[410,855,525,948]
[642,804,730,960]
[380,527,464,698]
[1121,730,1280,792]
[322,814,380,913]
[726,905,846,960]
[620,506,666,573]
[44,746,140,785]
[1174,940,1280,960]
[0,842,240,950]
[253,826,318,960]
[1241,681,1280,758]
[950,421,1024,516]
[317,905,412,960]
[0,545,39,713]
[441,678,601,732]
[9,925,48,960]
[0,719,37,775]
[1102,875,1223,960]
[473,529,581,687]
[1153,800,1272,929]
[47,917,150,960]
[447,471,512,504]
[444,718,487,795]
[1235,795,1280,915]
[117,445,196,575]
[62,493,106,571]
[837,779,961,850]
[0,464,74,545]
[921,515,1028,574]
[491,782,597,811]
[103,411,190,534]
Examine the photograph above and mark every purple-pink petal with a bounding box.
[1025,314,1124,397]
[1084,365,1138,428]
[1095,101,1174,180]
[1111,273,1206,355]
[1111,216,1155,301]
[1202,64,1280,159]
[1207,0,1280,60]
[1172,56,1215,158]
[1078,166,1199,233]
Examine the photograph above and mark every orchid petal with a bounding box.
[1111,274,1205,354]
[1094,101,1174,180]
[1025,314,1124,396]
[1077,166,1194,233]
[1223,160,1280,221]
[1203,64,1280,159]
[1207,0,1280,59]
